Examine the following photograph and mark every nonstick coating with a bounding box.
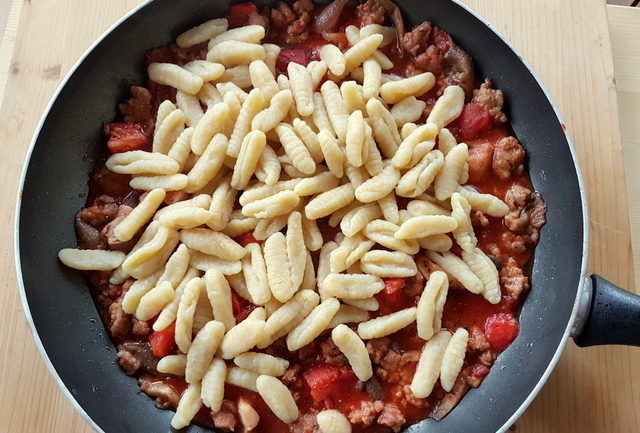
[16,0,585,432]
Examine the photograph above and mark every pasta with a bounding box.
[323,273,384,300]
[256,375,298,423]
[305,184,355,220]
[410,331,452,398]
[331,324,372,381]
[416,270,449,340]
[286,298,340,351]
[232,130,267,190]
[58,248,125,271]
[185,320,225,383]
[175,277,203,353]
[148,62,203,94]
[360,250,418,277]
[170,383,202,429]
[201,358,227,411]
[288,62,314,117]
[317,410,352,433]
[176,18,227,47]
[440,328,469,392]
[234,352,289,377]
[220,319,265,359]
[357,307,417,340]
[204,269,235,331]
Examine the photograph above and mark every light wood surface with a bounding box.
[0,1,637,433]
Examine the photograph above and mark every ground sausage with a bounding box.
[75,217,102,249]
[248,11,269,29]
[348,400,384,425]
[357,0,386,26]
[288,410,319,433]
[492,136,525,180]
[500,257,529,299]
[139,374,181,409]
[402,22,432,56]
[505,184,546,243]
[76,195,118,228]
[472,79,507,123]
[101,205,135,252]
[118,86,154,132]
[212,400,238,431]
[117,341,158,375]
[271,0,313,44]
[466,140,495,183]
[109,296,132,340]
[415,45,444,75]
[377,403,406,432]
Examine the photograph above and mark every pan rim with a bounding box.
[13,1,590,432]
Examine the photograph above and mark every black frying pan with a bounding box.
[14,0,640,432]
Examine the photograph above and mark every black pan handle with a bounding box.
[573,274,640,347]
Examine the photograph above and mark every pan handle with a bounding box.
[573,275,640,347]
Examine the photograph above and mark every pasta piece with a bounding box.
[316,241,337,300]
[379,72,435,104]
[396,150,445,198]
[189,250,242,275]
[287,298,340,351]
[345,110,366,167]
[227,272,252,302]
[305,183,355,220]
[440,328,469,392]
[249,60,279,102]
[254,144,281,185]
[293,172,338,197]
[106,151,179,175]
[391,123,438,169]
[58,248,125,271]
[307,60,328,90]
[343,297,379,312]
[427,251,484,294]
[433,143,468,201]
[232,130,267,190]
[192,293,215,331]
[157,354,187,376]
[158,207,212,230]
[245,306,267,322]
[320,44,346,76]
[148,62,203,94]
[292,118,323,162]
[275,123,315,174]
[340,81,366,114]
[331,324,372,381]
[252,89,293,133]
[410,331,452,398]
[180,228,246,261]
[201,358,226,411]
[198,82,223,107]
[288,62,314,117]
[167,127,194,171]
[239,179,300,205]
[378,192,400,224]
[426,85,465,129]
[226,366,259,392]
[450,192,477,252]
[228,89,265,158]
[154,194,211,221]
[258,290,319,348]
[122,271,162,314]
[320,81,349,142]
[416,270,449,340]
[330,233,375,273]
[340,203,382,237]
[317,130,345,178]
[252,214,289,240]
[456,186,509,217]
[365,98,401,147]
[362,58,382,99]
[155,244,189,288]
[264,43,280,75]
[391,96,427,127]
[462,247,501,304]
[152,107,186,151]
[355,165,400,203]
[418,234,453,252]
[185,134,228,192]
[129,174,187,191]
[204,269,235,331]
[363,219,419,254]
[185,320,225,383]
[220,319,265,359]
[206,40,266,67]
[395,215,458,239]
[286,212,307,290]
[300,251,316,291]
[207,177,237,231]
[360,24,396,46]
[368,117,397,158]
[175,277,203,353]
[360,250,417,277]
[154,268,199,331]
[241,190,300,219]
[170,383,202,429]
[357,307,417,339]
[242,243,271,305]
[317,410,351,433]
[176,18,227,47]
[256,375,299,423]
[208,25,266,48]
[344,34,384,73]
[263,232,294,303]
[234,352,289,377]
[401,122,418,139]
[327,305,370,329]
[135,281,175,321]
[312,92,335,135]
[183,60,225,83]
[323,274,384,300]
[191,102,229,155]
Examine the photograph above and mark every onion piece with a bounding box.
[314,0,350,33]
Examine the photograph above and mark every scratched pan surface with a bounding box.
[15,0,586,432]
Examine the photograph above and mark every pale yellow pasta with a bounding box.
[186,320,225,383]
[287,61,314,117]
[206,40,265,67]
[317,410,352,433]
[462,247,501,304]
[121,225,173,273]
[106,151,179,175]
[259,290,319,348]
[180,228,246,261]
[286,297,340,351]
[153,109,187,154]
[344,34,383,73]
[241,242,271,305]
[264,43,280,75]
[148,62,204,94]
[223,214,258,239]
[330,233,374,273]
[456,186,509,217]
[134,281,174,321]
[391,123,438,169]
[323,273,384,300]
[379,72,435,104]
[372,50,394,69]
[183,60,225,83]
[300,251,316,291]
[426,85,465,129]
[58,248,125,271]
[156,100,176,129]
[327,201,359,227]
[450,192,477,252]
[391,96,426,127]
[228,89,265,158]
[252,214,288,240]
[312,92,335,135]
[157,354,187,376]
[242,190,300,219]
[275,123,315,175]
[185,134,228,193]
[206,177,237,231]
[343,297,379,311]
[255,144,281,185]
[360,24,396,47]
[410,331,451,398]
[307,60,328,90]
[251,89,293,133]
[226,366,259,392]
[176,17,227,47]
[331,324,372,381]
[349,66,364,83]
[263,232,295,303]
[401,122,418,139]
[129,175,185,193]
[345,110,366,168]
[158,207,212,230]
[208,24,266,48]
[360,250,417,277]
[191,102,229,155]
[279,153,312,179]
[362,58,382,99]
[192,293,215,331]
[433,143,468,201]
[157,244,190,288]
[418,234,453,252]
[305,183,355,220]
[217,81,249,101]
[189,250,242,275]
[167,127,194,170]
[219,65,253,89]
[232,130,267,190]
[234,352,289,377]
[340,81,366,114]
[154,194,211,221]
[204,269,235,331]
[394,215,458,239]
[227,272,252,301]
[239,178,300,205]
[316,241,337,300]
[286,212,307,290]
[407,199,450,217]
[154,268,199,331]
[292,118,323,162]
[320,80,349,142]
[355,165,400,203]
[345,25,361,44]
[427,251,484,294]
[440,328,469,392]
[327,305,370,329]
[357,307,417,340]
[368,117,397,158]
[249,60,279,101]
[175,277,203,353]
[220,319,265,359]
[416,270,449,340]
[396,150,445,197]
[256,375,299,423]
[378,192,400,224]
[198,83,223,107]
[365,98,401,147]
[364,219,419,255]
[340,203,382,237]
[317,130,345,178]
[292,172,337,198]
[170,383,202,429]
[201,358,227,411]
[122,271,162,314]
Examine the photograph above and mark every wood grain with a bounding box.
[0,1,636,433]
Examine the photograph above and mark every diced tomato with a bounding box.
[484,313,519,350]
[449,103,491,142]
[235,231,261,247]
[148,322,176,357]
[382,277,406,294]
[227,2,258,28]
[231,290,257,323]
[432,28,453,53]
[276,49,309,75]
[303,364,357,402]
[106,122,149,154]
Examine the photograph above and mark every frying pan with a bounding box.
[14,0,640,432]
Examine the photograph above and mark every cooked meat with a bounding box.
[365,376,385,401]
[91,166,132,199]
[100,205,135,252]
[472,79,507,123]
[430,374,470,420]
[169,41,209,65]
[139,375,181,409]
[415,45,444,75]
[271,1,296,27]
[377,404,405,432]
[402,22,432,56]
[415,255,442,280]
[75,217,101,249]
[248,11,269,29]
[109,296,132,340]
[443,46,476,99]
[76,195,118,228]
[357,0,386,26]
[117,341,158,375]
[281,363,302,386]
[466,140,495,183]
[347,400,384,425]
[471,210,490,228]
[504,184,546,243]
[492,136,525,180]
[389,384,427,409]
[132,319,152,336]
[288,410,319,433]
[404,272,425,298]
[212,400,238,431]
[375,343,419,385]
[271,0,313,44]
[293,0,314,14]
[500,257,529,299]
[500,231,527,255]
[467,325,490,352]
[320,337,346,366]
[118,86,154,132]
[314,0,349,33]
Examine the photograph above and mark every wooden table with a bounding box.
[0,1,638,432]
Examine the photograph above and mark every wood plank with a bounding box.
[0,1,636,433]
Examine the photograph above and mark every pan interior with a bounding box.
[17,0,584,431]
